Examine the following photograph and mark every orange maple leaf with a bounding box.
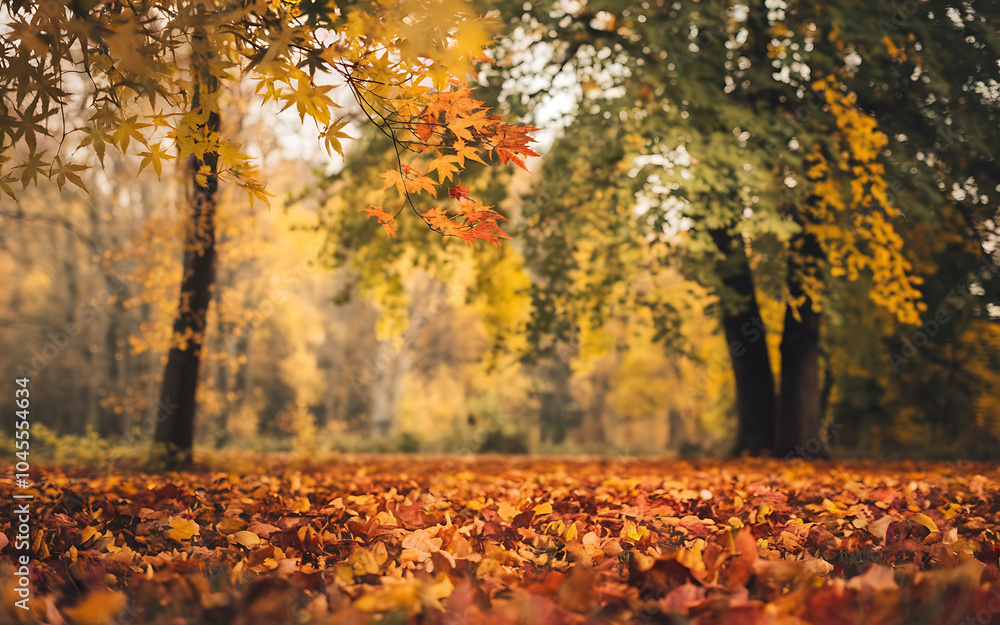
[489,122,541,171]
[422,207,454,232]
[452,140,485,166]
[360,205,397,238]
[427,154,461,183]
[469,220,511,245]
[424,87,485,121]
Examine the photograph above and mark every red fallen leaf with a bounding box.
[511,508,535,528]
[478,509,506,542]
[149,483,180,505]
[885,520,909,545]
[977,540,1000,565]
[248,522,282,538]
[396,501,427,529]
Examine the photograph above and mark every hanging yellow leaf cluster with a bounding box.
[805,78,925,325]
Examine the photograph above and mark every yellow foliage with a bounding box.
[804,77,924,325]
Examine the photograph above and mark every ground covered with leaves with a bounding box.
[1,457,999,624]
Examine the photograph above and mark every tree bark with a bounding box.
[710,228,777,455]
[776,232,826,459]
[154,44,220,469]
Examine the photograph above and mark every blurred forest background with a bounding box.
[2,0,999,462]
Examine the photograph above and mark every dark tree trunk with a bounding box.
[539,355,576,445]
[154,48,220,469]
[776,232,826,459]
[710,228,777,455]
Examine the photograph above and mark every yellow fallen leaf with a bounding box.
[216,517,246,535]
[79,526,100,546]
[533,502,553,516]
[231,530,261,549]
[564,521,579,541]
[62,590,126,625]
[497,502,518,522]
[910,513,938,533]
[165,518,200,541]
[292,497,311,513]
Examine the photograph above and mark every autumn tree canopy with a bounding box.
[0,0,538,466]
[476,0,1000,456]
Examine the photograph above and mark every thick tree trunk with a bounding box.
[154,53,220,469]
[710,228,777,455]
[776,232,826,459]
[539,355,575,445]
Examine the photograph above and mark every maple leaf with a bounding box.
[14,149,47,188]
[452,140,485,166]
[456,197,505,224]
[137,142,174,178]
[428,154,461,183]
[422,207,454,233]
[424,87,485,120]
[280,76,338,124]
[111,114,150,153]
[414,113,438,143]
[449,184,470,200]
[52,157,89,191]
[380,169,407,197]
[468,220,512,245]
[489,122,541,171]
[321,119,352,157]
[361,205,397,238]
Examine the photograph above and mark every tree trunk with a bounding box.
[710,228,777,455]
[776,232,826,459]
[154,44,220,469]
[539,355,575,444]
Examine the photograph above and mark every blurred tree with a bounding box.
[483,0,999,456]
[1,0,536,466]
